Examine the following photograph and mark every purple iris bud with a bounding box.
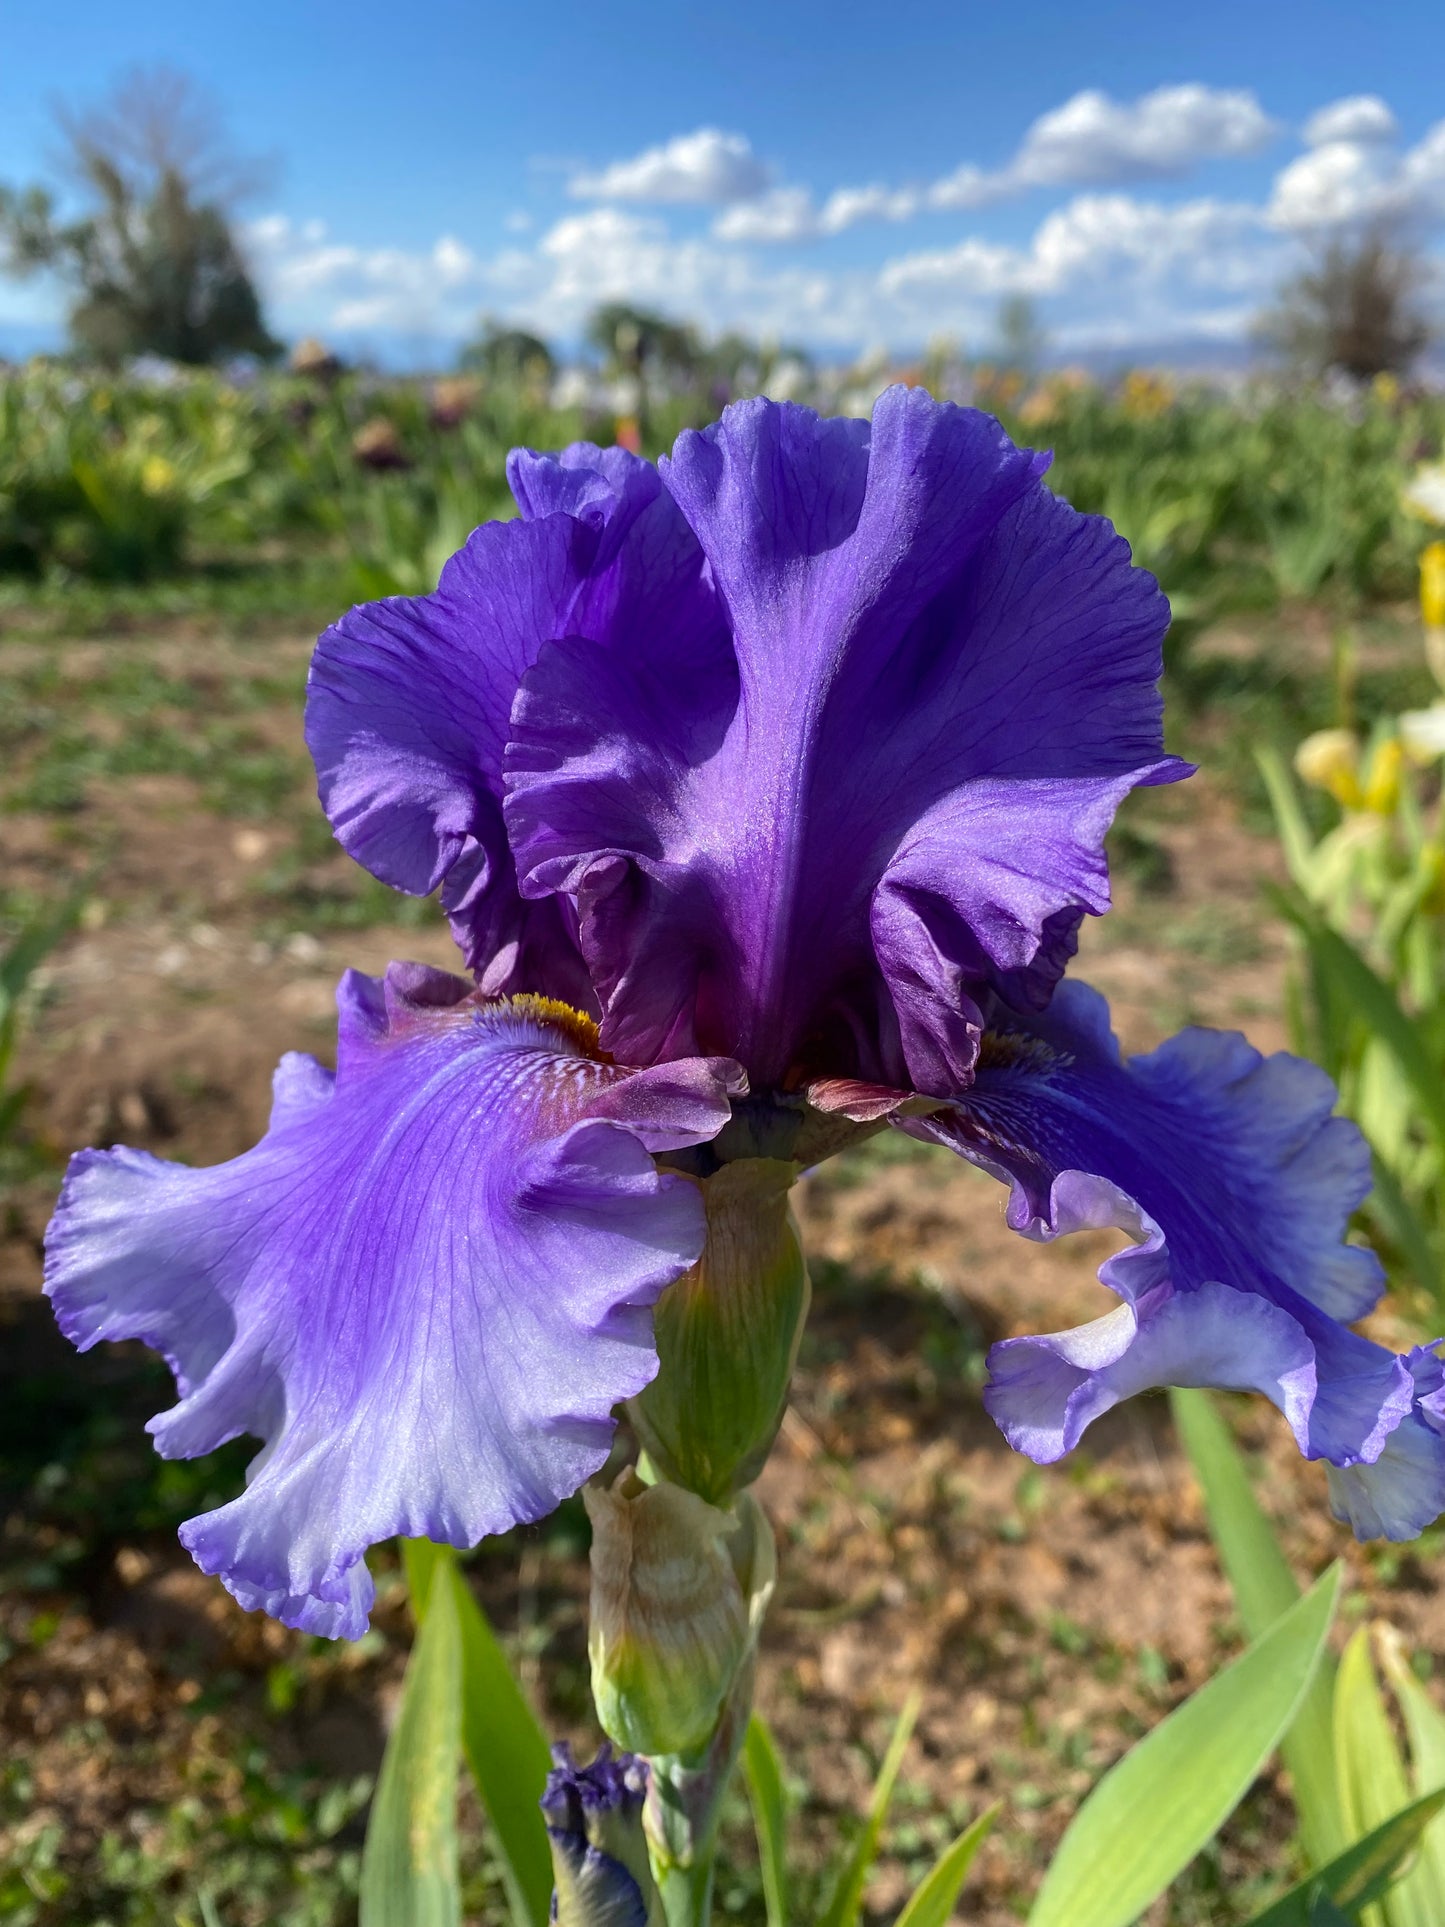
[542,1743,660,1927]
[43,389,1445,1639]
[541,1741,648,1834]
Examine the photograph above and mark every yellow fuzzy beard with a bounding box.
[503,993,604,1057]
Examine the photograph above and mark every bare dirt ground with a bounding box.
[2,619,1441,1925]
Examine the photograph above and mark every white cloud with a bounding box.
[241,183,1291,362]
[1029,195,1266,291]
[925,164,998,213]
[524,204,1156,351]
[881,194,1262,302]
[433,236,480,284]
[722,83,1280,247]
[1303,96,1399,148]
[878,236,1022,303]
[923,84,1278,215]
[245,216,490,334]
[1006,84,1277,188]
[569,128,770,204]
[246,206,846,347]
[538,206,671,282]
[821,184,922,231]
[1269,140,1394,228]
[1268,112,1445,230]
[1401,122,1445,215]
[713,187,819,244]
[230,86,1443,365]
[527,205,861,340]
[713,181,925,244]
[248,213,326,251]
[880,193,1281,347]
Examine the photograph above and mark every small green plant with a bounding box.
[1174,1388,1445,1925]
[0,892,80,1172]
[1259,627,1445,1310]
[346,1536,1445,1926]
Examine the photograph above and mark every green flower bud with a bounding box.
[630,1158,808,1503]
[585,1473,775,1760]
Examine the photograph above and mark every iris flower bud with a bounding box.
[1294,729,1363,810]
[630,1158,808,1504]
[585,1473,775,1760]
[1361,737,1403,816]
[1421,541,1445,690]
[541,1742,664,1927]
[1403,463,1445,527]
[1400,705,1445,762]
[351,417,412,471]
[289,335,342,380]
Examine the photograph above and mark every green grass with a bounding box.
[3,720,306,819]
[0,1753,370,1927]
[0,558,359,636]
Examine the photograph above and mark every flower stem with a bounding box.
[643,1645,758,1927]
[655,1855,715,1927]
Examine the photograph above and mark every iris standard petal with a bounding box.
[44,963,741,1636]
[905,982,1445,1534]
[305,442,724,989]
[506,388,1187,1092]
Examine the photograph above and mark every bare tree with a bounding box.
[56,66,269,210]
[0,67,279,365]
[1259,223,1433,382]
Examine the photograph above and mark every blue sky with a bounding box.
[2,0,1442,363]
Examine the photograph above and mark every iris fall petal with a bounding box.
[44,964,740,1635]
[908,981,1445,1535]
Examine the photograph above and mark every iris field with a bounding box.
[1,358,1438,616]
[4,355,1445,1927]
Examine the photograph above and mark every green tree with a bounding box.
[0,66,279,366]
[586,302,702,388]
[996,293,1047,375]
[460,318,556,383]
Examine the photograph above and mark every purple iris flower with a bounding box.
[43,388,1445,1638]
